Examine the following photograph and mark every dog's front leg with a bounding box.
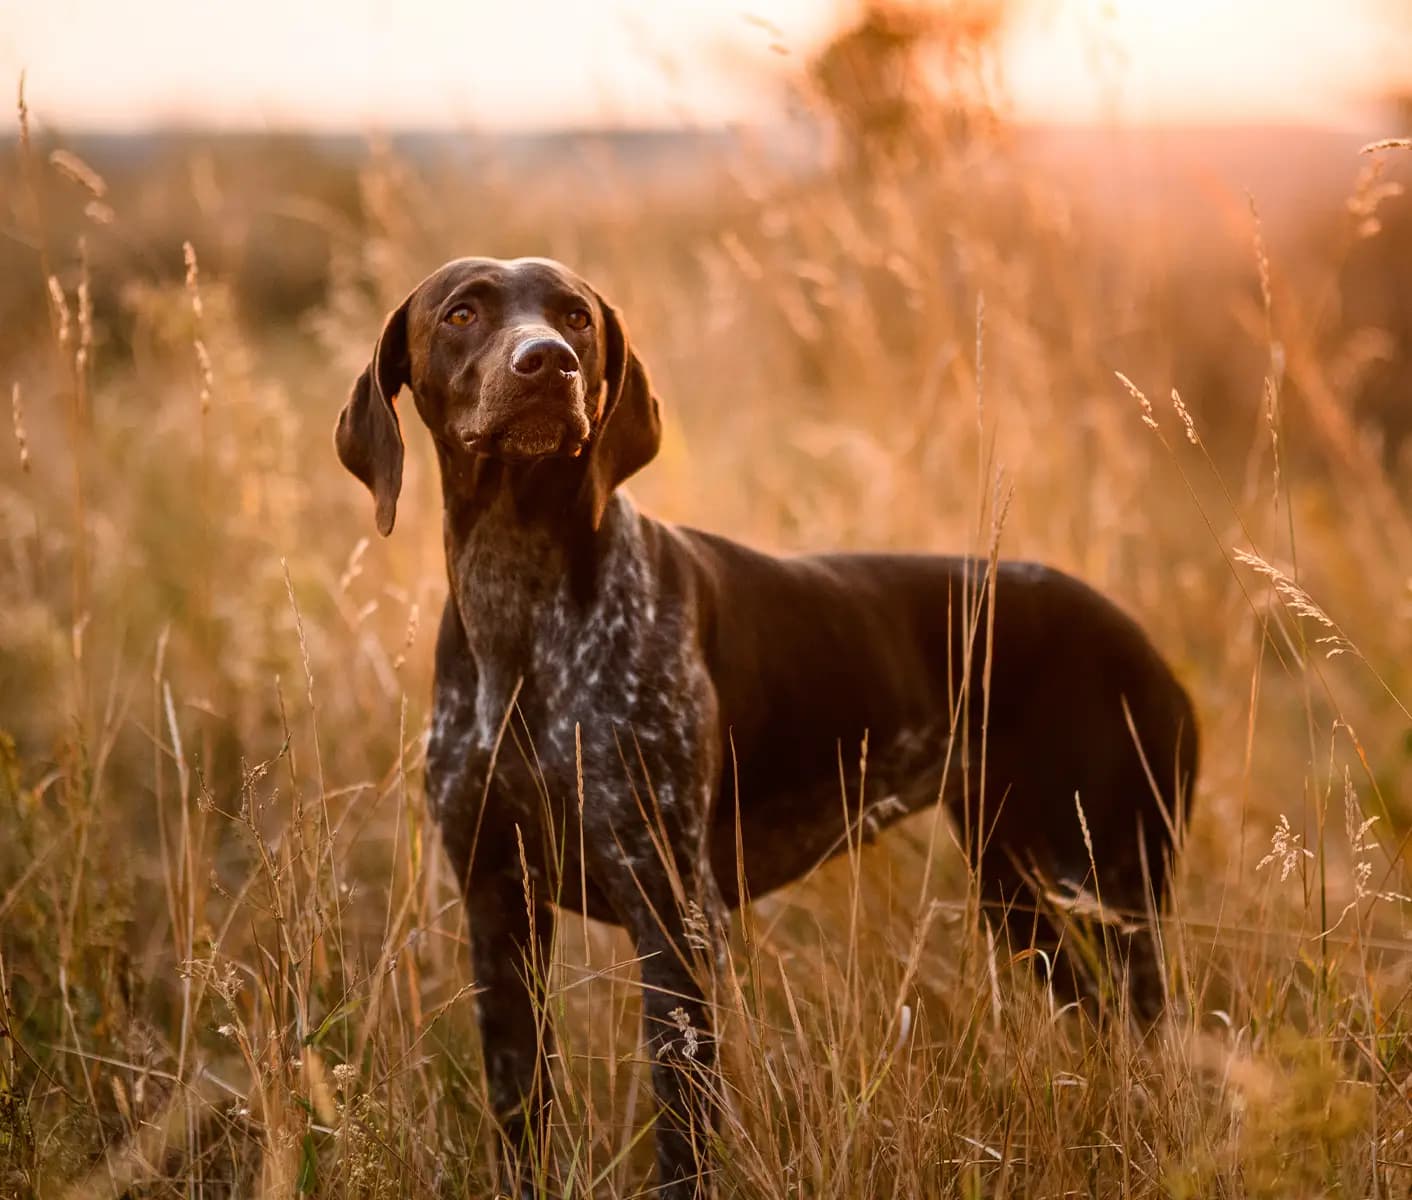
[436,776,559,1198]
[466,872,557,1199]
[437,782,557,1195]
[639,888,725,1199]
[427,605,557,1194]
[589,799,727,1199]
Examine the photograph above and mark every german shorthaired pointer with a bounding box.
[335,257,1198,1198]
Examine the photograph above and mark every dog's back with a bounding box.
[665,524,1196,1003]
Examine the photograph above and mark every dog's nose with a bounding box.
[511,336,579,379]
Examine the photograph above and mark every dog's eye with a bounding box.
[565,308,591,331]
[446,306,476,327]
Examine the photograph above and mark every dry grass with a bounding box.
[4,80,1412,1198]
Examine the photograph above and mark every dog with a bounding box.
[335,256,1198,1198]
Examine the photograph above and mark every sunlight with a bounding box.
[5,0,1408,131]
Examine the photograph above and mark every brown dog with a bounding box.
[335,256,1198,1198]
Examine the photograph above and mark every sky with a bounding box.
[4,0,1410,133]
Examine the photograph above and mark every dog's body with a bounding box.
[337,257,1198,1199]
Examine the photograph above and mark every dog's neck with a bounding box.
[437,446,630,676]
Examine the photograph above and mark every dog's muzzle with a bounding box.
[473,406,591,460]
[452,332,594,461]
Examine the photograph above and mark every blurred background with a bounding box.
[5,2,1412,1196]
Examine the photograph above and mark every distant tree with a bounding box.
[808,0,1011,168]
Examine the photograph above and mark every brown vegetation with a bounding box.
[3,31,1412,1196]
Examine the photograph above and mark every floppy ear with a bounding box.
[583,292,661,528]
[335,297,411,536]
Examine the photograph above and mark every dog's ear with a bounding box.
[336,297,411,536]
[582,291,661,528]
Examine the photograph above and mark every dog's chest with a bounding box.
[451,505,691,768]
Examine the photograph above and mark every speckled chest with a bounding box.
[431,496,712,829]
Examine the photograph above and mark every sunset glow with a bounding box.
[6,0,1410,132]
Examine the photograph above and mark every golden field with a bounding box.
[3,58,1412,1197]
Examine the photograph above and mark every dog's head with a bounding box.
[335,257,660,535]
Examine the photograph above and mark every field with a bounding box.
[4,73,1412,1198]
